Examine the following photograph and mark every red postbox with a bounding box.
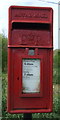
[7,6,53,113]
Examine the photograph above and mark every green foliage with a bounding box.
[2,34,7,72]
[58,51,60,84]
[2,73,7,117]
[0,34,2,75]
[58,50,60,67]
[53,49,60,84]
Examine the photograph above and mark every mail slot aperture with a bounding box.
[12,22,50,30]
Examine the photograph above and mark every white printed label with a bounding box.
[22,59,40,93]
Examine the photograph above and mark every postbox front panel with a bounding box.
[8,6,53,113]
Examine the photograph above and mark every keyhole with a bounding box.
[28,49,35,55]
[17,77,19,80]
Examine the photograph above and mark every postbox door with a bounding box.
[8,48,52,112]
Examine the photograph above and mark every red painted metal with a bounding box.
[7,6,53,113]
